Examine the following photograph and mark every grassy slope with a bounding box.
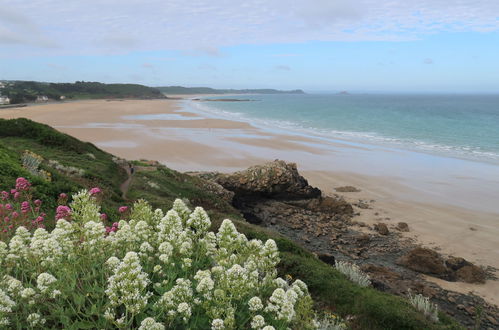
[0,118,461,329]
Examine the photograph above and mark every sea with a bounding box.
[188,93,499,165]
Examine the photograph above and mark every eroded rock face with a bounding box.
[213,160,321,200]
[374,223,389,235]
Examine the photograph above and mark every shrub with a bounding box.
[0,190,316,329]
[334,261,371,288]
[408,291,439,323]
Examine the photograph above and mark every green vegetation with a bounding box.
[1,81,165,104]
[156,86,305,95]
[0,118,462,329]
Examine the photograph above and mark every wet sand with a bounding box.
[2,98,498,305]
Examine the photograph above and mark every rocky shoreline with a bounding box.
[190,160,499,329]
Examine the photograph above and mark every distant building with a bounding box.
[36,95,49,102]
[60,95,66,100]
[0,96,10,105]
[0,82,5,89]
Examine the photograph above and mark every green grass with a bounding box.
[0,118,463,329]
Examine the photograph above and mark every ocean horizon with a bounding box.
[186,93,499,166]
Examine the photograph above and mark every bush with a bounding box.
[335,261,371,288]
[0,191,316,329]
[408,291,439,323]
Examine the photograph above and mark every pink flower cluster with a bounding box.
[55,205,72,220]
[0,178,45,239]
[105,222,119,234]
[15,177,31,191]
[89,187,102,196]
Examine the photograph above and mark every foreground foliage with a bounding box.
[0,191,316,329]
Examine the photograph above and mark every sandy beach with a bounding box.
[1,98,498,305]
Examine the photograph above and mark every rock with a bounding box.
[455,265,486,284]
[197,180,235,203]
[334,185,361,192]
[356,201,370,209]
[305,196,354,215]
[465,306,476,315]
[374,223,389,235]
[397,247,449,277]
[486,315,498,325]
[355,233,371,246]
[445,256,486,283]
[212,160,321,200]
[396,222,410,232]
[360,264,404,293]
[317,253,336,266]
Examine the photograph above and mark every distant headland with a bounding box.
[156,86,305,95]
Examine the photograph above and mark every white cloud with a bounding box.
[1,0,499,55]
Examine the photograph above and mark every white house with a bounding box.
[0,96,10,105]
[36,95,49,102]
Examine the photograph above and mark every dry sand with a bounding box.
[2,98,498,305]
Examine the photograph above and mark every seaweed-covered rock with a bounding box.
[397,247,449,277]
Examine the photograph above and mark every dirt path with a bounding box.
[120,165,132,199]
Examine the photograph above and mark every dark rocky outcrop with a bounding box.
[211,160,321,200]
[334,186,361,192]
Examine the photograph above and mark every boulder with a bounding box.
[305,196,354,215]
[374,223,389,235]
[334,186,361,192]
[396,222,410,232]
[317,253,336,266]
[397,247,449,277]
[455,265,486,284]
[213,160,321,200]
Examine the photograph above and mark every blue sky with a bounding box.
[1,0,499,93]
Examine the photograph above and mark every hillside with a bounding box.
[0,81,166,104]
[156,86,305,95]
[0,118,461,329]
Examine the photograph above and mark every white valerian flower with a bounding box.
[186,206,211,234]
[106,256,121,271]
[105,252,151,315]
[82,221,106,251]
[155,278,193,320]
[194,270,214,299]
[172,199,191,222]
[177,302,192,322]
[7,226,31,261]
[265,288,296,322]
[211,318,225,330]
[36,273,57,294]
[139,317,165,330]
[250,315,266,329]
[262,326,276,330]
[70,190,101,224]
[103,308,115,321]
[248,296,263,312]
[27,313,46,327]
[0,241,7,264]
[2,275,23,296]
[0,289,15,313]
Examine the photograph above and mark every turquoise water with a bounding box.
[190,94,499,164]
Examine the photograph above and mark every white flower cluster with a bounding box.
[335,260,371,287]
[105,251,151,315]
[0,194,315,328]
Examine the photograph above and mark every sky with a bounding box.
[1,0,499,93]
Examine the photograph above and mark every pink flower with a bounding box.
[10,212,18,219]
[112,222,119,228]
[4,217,9,223]
[21,201,30,214]
[5,204,13,211]
[1,191,8,200]
[100,213,108,221]
[34,199,42,206]
[59,193,68,199]
[55,205,72,220]
[118,206,128,214]
[13,192,20,200]
[35,216,44,223]
[15,177,31,191]
[10,189,17,195]
[89,187,102,196]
